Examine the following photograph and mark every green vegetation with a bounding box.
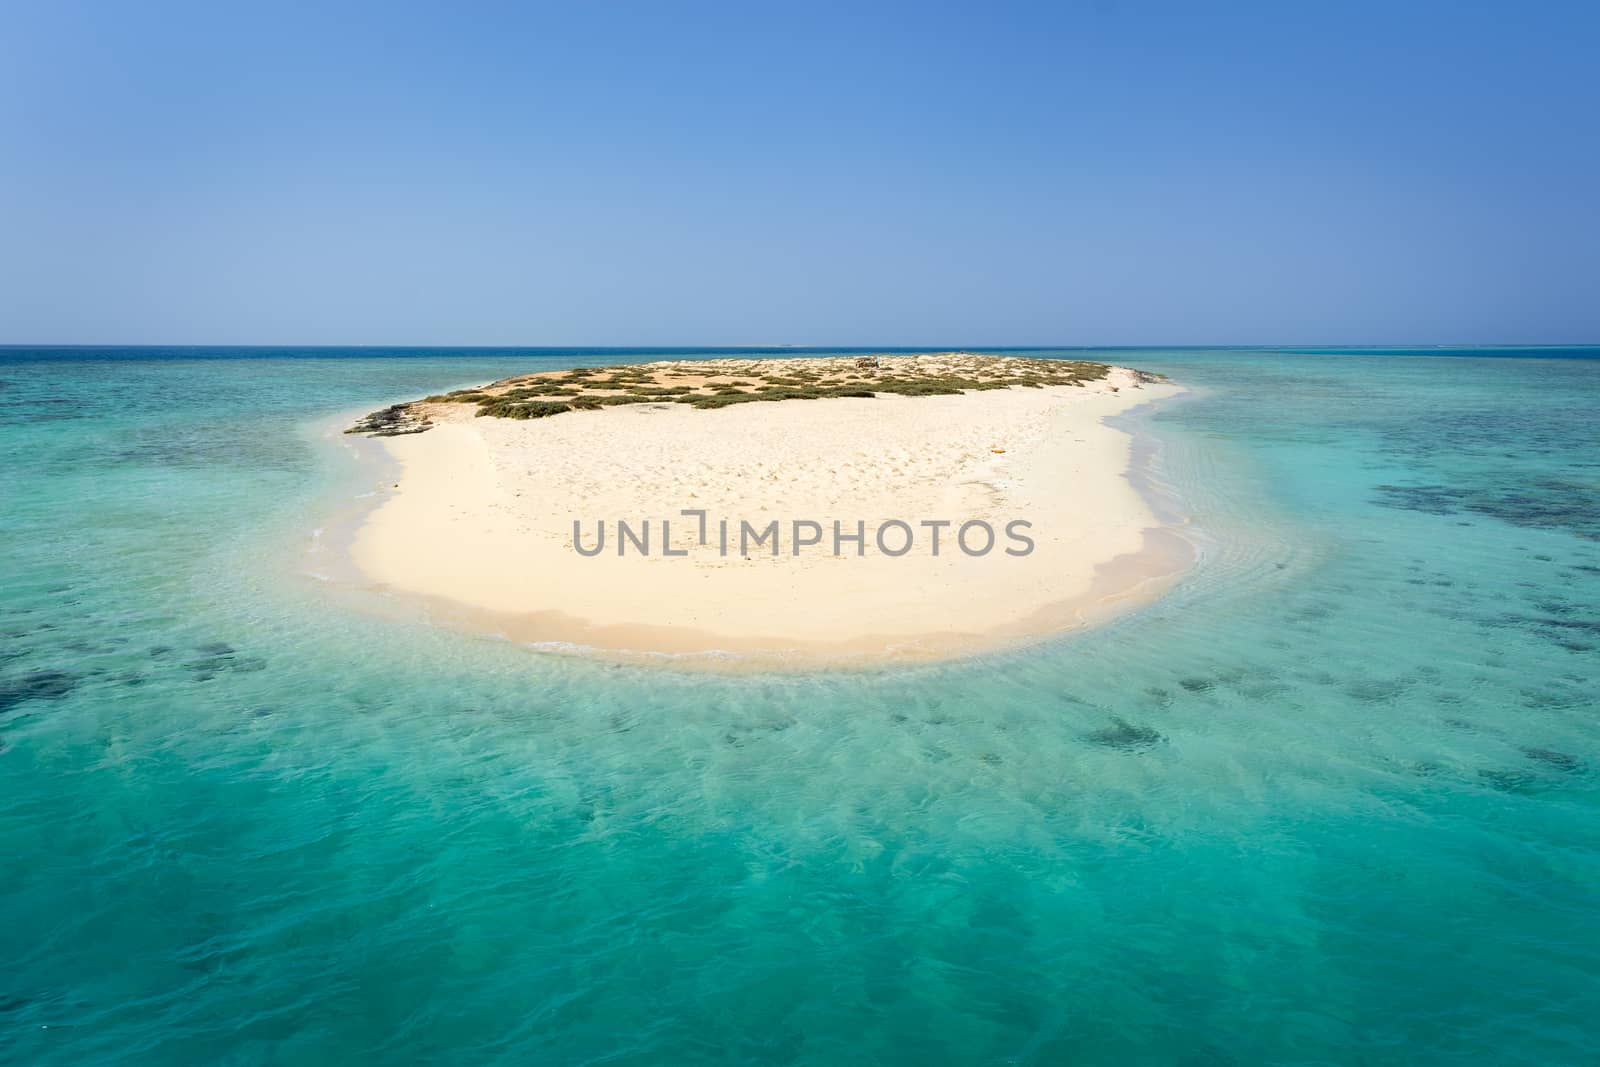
[687,393,757,409]
[358,354,1147,433]
[622,385,695,397]
[476,399,577,419]
[423,388,493,403]
[467,357,1118,418]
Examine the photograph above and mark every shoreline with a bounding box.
[323,356,1194,670]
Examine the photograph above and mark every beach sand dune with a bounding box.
[345,358,1187,666]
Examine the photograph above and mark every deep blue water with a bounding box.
[2,346,1597,1064]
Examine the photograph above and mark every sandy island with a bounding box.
[339,353,1188,667]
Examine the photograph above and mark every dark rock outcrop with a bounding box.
[346,403,432,436]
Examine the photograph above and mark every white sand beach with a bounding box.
[343,357,1188,665]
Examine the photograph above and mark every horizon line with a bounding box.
[3,342,1598,351]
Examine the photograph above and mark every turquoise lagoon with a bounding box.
[2,347,1597,1064]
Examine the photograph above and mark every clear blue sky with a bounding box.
[2,0,1596,346]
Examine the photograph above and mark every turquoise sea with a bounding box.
[2,346,1597,1064]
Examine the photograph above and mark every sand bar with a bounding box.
[340,354,1188,667]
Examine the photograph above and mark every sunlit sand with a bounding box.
[344,355,1188,666]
